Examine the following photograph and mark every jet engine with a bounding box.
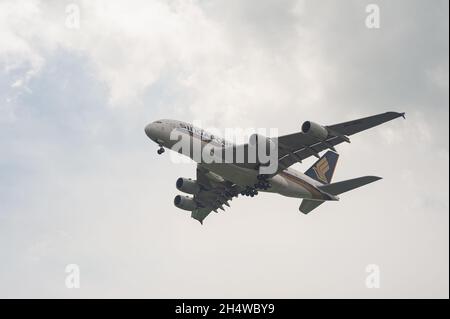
[301,121,329,140]
[176,177,200,195]
[174,195,198,211]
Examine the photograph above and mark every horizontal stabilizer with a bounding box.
[318,176,382,196]
[299,199,325,214]
[300,176,381,215]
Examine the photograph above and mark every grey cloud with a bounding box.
[0,0,448,298]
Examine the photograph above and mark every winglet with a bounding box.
[401,112,406,119]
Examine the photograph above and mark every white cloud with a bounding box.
[0,0,448,298]
[0,0,332,122]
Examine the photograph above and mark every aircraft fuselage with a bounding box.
[144,119,336,201]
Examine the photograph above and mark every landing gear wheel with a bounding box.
[241,186,258,197]
[255,178,271,190]
[157,147,165,155]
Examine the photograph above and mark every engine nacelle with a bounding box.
[176,177,200,194]
[174,195,198,211]
[301,121,329,140]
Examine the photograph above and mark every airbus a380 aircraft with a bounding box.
[145,112,405,224]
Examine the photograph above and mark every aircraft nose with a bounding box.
[144,123,157,140]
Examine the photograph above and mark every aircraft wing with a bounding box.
[274,111,405,171]
[190,165,242,224]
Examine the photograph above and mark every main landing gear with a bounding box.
[157,146,165,155]
[240,176,272,197]
[241,187,258,197]
[255,180,271,190]
[255,175,271,190]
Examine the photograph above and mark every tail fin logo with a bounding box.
[313,157,330,183]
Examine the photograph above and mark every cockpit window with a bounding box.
[155,121,163,124]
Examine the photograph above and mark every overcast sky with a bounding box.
[0,0,448,298]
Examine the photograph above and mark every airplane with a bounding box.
[145,111,405,224]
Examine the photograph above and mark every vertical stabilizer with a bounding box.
[304,151,339,184]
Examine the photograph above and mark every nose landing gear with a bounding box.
[157,146,165,155]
